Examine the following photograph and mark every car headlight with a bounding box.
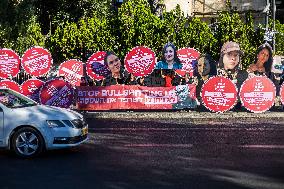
[46,120,65,128]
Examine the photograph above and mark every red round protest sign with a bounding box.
[201,76,238,113]
[58,59,84,86]
[40,79,74,108]
[124,46,156,77]
[176,48,200,77]
[86,51,110,80]
[0,80,21,93]
[21,79,44,102]
[280,84,284,105]
[240,76,276,113]
[22,47,52,77]
[0,49,20,79]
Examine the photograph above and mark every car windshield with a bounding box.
[0,89,37,108]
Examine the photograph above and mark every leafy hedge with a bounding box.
[0,0,284,70]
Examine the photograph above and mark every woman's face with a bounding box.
[257,48,270,66]
[164,46,175,62]
[106,54,121,74]
[197,57,211,76]
[223,51,240,70]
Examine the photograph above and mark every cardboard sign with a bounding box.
[124,46,156,77]
[0,49,20,79]
[22,47,52,77]
[76,84,196,110]
[201,76,238,113]
[21,79,44,102]
[86,51,110,80]
[176,48,200,76]
[58,59,84,86]
[40,79,74,108]
[240,76,276,113]
[280,83,284,106]
[0,80,21,92]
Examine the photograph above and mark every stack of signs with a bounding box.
[240,76,276,113]
[86,51,110,80]
[22,47,52,77]
[176,48,199,77]
[58,59,84,86]
[0,80,21,93]
[281,83,284,105]
[0,49,20,79]
[124,46,156,77]
[40,79,74,108]
[201,76,238,113]
[21,79,44,102]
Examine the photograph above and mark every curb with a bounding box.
[84,111,284,125]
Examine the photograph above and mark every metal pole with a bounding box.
[265,0,269,30]
[272,0,276,53]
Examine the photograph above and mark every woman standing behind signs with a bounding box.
[247,43,273,77]
[101,51,128,86]
[217,41,247,89]
[246,43,280,95]
[195,54,217,102]
[155,42,182,70]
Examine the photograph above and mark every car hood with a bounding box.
[10,104,82,121]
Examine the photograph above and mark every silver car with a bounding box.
[0,88,88,158]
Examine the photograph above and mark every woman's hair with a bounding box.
[195,54,217,76]
[254,43,273,73]
[161,42,181,64]
[104,51,117,66]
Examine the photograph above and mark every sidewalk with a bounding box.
[85,110,284,125]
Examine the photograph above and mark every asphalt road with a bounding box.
[0,112,284,189]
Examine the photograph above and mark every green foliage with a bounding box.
[118,0,162,58]
[15,16,46,55]
[1,0,284,69]
[275,20,284,56]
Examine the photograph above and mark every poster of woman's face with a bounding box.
[164,46,175,62]
[223,51,240,70]
[197,57,211,76]
[106,54,121,74]
[257,48,270,66]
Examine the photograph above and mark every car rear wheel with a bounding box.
[12,127,44,158]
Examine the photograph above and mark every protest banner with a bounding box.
[0,80,21,93]
[21,46,52,77]
[58,59,84,86]
[201,76,238,113]
[240,76,276,113]
[176,48,200,77]
[86,51,110,80]
[40,79,74,108]
[124,46,156,77]
[76,84,196,110]
[21,79,44,102]
[0,49,20,79]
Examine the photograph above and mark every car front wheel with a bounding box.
[12,127,44,158]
